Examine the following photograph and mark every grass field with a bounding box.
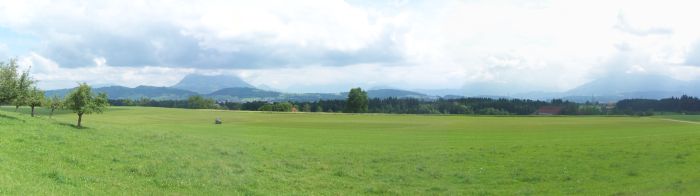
[654,115,700,123]
[1,106,700,195]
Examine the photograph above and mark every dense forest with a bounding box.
[110,96,596,115]
[615,95,700,115]
[108,94,700,116]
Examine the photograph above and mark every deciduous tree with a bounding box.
[187,95,216,109]
[0,59,19,104]
[345,87,368,113]
[64,83,109,127]
[12,68,34,111]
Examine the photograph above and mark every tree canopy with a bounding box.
[0,59,21,104]
[64,83,110,127]
[12,68,35,110]
[1,58,43,116]
[345,87,368,113]
[187,95,217,109]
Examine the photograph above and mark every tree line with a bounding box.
[110,88,612,115]
[110,88,700,116]
[0,59,109,127]
[0,59,44,116]
[615,95,700,115]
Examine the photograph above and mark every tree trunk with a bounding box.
[77,113,83,127]
[50,108,55,118]
[15,105,19,111]
[31,106,35,117]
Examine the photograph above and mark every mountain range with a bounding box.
[520,74,699,102]
[45,73,699,102]
[415,73,699,102]
[45,74,435,102]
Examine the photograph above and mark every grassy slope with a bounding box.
[1,106,700,195]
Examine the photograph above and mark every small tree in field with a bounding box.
[26,87,44,117]
[64,83,109,127]
[45,95,63,118]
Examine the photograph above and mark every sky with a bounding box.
[0,0,699,93]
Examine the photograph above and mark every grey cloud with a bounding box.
[614,13,672,36]
[41,24,198,68]
[37,23,403,69]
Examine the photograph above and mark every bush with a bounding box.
[477,107,510,115]
[187,95,216,109]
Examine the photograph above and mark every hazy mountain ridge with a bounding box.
[46,85,199,100]
[45,73,699,102]
[559,74,699,102]
[416,73,700,102]
[45,86,435,102]
[564,74,694,96]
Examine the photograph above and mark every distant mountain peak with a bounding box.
[171,74,253,94]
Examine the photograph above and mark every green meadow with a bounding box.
[1,106,700,195]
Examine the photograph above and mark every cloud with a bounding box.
[2,0,700,92]
[39,23,404,69]
[686,42,700,66]
[40,24,210,68]
[614,12,673,36]
[19,53,195,89]
[589,40,700,82]
[239,62,468,93]
[0,0,405,69]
